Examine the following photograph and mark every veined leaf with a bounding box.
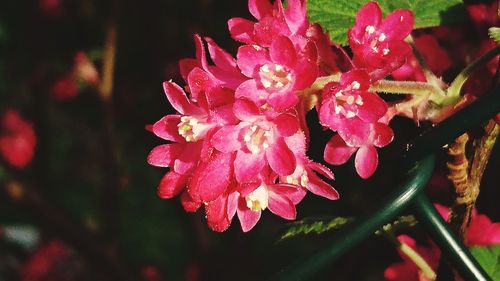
[307,0,466,45]
[279,216,353,241]
[470,245,500,280]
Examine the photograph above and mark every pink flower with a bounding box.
[283,131,339,200]
[148,81,236,205]
[348,2,414,80]
[385,204,500,281]
[211,98,299,183]
[319,70,393,179]
[0,109,37,169]
[236,35,318,111]
[228,0,308,47]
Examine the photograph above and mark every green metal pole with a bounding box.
[413,194,492,281]
[270,156,435,281]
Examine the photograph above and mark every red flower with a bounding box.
[0,109,37,169]
[20,240,70,281]
[348,2,414,80]
[236,35,318,111]
[211,99,299,183]
[319,70,393,179]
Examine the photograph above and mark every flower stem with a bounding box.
[371,79,445,102]
[399,242,437,280]
[446,46,500,105]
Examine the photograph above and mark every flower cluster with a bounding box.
[0,109,37,169]
[148,0,414,231]
[384,204,500,281]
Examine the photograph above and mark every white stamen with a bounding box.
[378,33,386,42]
[253,45,262,51]
[351,81,361,90]
[262,80,272,88]
[382,48,390,55]
[346,96,355,105]
[275,81,284,88]
[335,90,343,97]
[346,111,356,118]
[335,105,342,114]
[355,96,364,106]
[365,25,375,34]
[275,64,283,71]
[260,64,270,73]
[246,185,269,211]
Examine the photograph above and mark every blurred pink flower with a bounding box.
[0,109,37,169]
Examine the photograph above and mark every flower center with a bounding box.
[245,185,269,212]
[285,171,309,187]
[177,116,210,142]
[243,125,272,153]
[331,81,364,118]
[258,63,292,90]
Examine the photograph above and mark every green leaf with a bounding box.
[279,216,353,241]
[470,245,500,280]
[489,27,500,45]
[307,0,466,45]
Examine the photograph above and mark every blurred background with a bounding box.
[0,1,498,281]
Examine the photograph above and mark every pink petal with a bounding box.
[233,98,261,121]
[268,191,296,220]
[267,91,299,111]
[234,150,266,183]
[208,103,238,125]
[306,171,339,200]
[226,191,239,220]
[340,69,371,90]
[308,161,334,180]
[270,36,297,67]
[163,81,203,115]
[180,190,201,212]
[187,152,234,202]
[205,194,231,232]
[324,135,357,165]
[193,34,208,70]
[205,86,235,109]
[152,115,183,142]
[354,2,382,33]
[147,144,184,167]
[355,145,378,179]
[291,58,318,90]
[205,37,238,72]
[228,18,255,44]
[266,137,296,176]
[174,142,203,175]
[237,45,269,77]
[248,0,273,20]
[235,80,266,107]
[284,0,307,34]
[372,122,394,147]
[269,184,306,204]
[237,198,261,232]
[379,10,414,41]
[211,125,242,153]
[179,58,198,82]
[275,113,299,137]
[357,92,388,123]
[187,67,214,99]
[337,118,371,147]
[157,171,188,199]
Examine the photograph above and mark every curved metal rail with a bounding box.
[271,85,500,281]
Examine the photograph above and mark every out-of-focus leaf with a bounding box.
[470,245,500,280]
[307,0,466,45]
